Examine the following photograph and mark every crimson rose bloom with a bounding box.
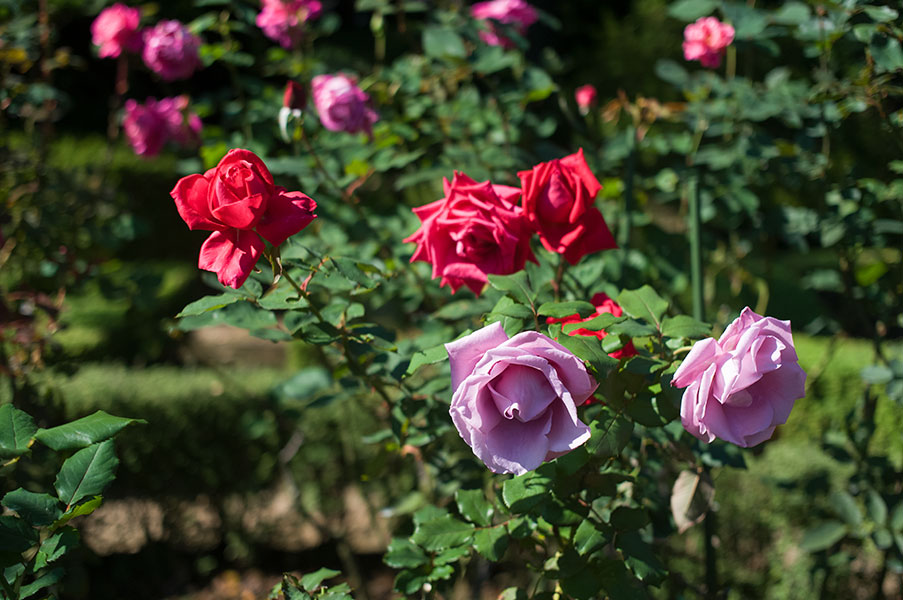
[404,172,535,295]
[546,292,638,360]
[518,149,617,265]
[171,149,316,288]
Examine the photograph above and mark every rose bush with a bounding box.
[682,16,734,68]
[672,307,807,447]
[311,73,378,136]
[91,3,143,59]
[518,148,617,265]
[445,322,598,475]
[171,149,317,288]
[405,171,534,295]
[141,20,201,81]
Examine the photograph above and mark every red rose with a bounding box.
[518,149,617,265]
[404,172,535,295]
[547,292,638,360]
[171,149,316,288]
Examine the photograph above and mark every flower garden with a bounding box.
[1,0,902,598]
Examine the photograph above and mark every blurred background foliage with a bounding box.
[1,0,902,598]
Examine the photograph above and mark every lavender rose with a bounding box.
[672,307,806,448]
[446,322,598,475]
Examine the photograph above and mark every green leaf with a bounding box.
[2,489,62,526]
[331,257,377,289]
[661,315,711,339]
[537,301,596,319]
[555,335,619,378]
[410,515,474,551]
[872,36,903,73]
[563,313,621,334]
[455,489,493,527]
[573,520,607,555]
[800,521,847,552]
[487,271,534,306]
[830,491,863,527]
[54,440,119,508]
[772,2,811,25]
[655,59,689,87]
[502,472,552,513]
[588,410,633,459]
[300,567,340,592]
[861,365,893,385]
[616,286,669,331]
[891,502,903,532]
[34,411,145,451]
[176,293,240,317]
[423,26,466,59]
[617,531,666,584]
[610,507,649,531]
[405,344,448,377]
[0,516,37,553]
[606,319,657,338]
[53,496,102,527]
[473,526,508,561]
[873,527,894,550]
[384,537,428,569]
[497,587,528,600]
[864,5,898,22]
[0,404,37,460]
[667,0,717,21]
[868,491,888,526]
[19,567,63,600]
[34,527,78,571]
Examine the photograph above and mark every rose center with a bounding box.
[453,226,494,260]
[537,171,574,223]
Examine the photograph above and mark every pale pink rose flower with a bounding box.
[141,20,201,81]
[256,0,323,48]
[682,16,735,68]
[672,307,806,447]
[91,3,143,58]
[471,0,538,48]
[311,73,378,136]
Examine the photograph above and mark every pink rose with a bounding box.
[546,293,638,360]
[171,149,317,288]
[682,16,735,69]
[446,322,598,474]
[575,84,597,115]
[310,73,378,136]
[91,3,143,59]
[471,0,538,47]
[256,0,323,49]
[518,149,617,265]
[123,96,201,157]
[672,307,806,447]
[141,20,201,81]
[404,172,535,295]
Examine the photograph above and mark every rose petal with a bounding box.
[171,173,220,231]
[446,322,510,390]
[198,229,264,289]
[257,189,317,246]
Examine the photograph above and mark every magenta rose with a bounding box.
[123,96,201,157]
[171,149,317,288]
[574,84,597,115]
[518,149,617,265]
[446,322,598,474]
[683,16,734,69]
[471,0,538,48]
[404,172,535,295]
[311,73,378,136]
[141,20,201,81]
[672,307,806,448]
[256,0,323,48]
[91,3,143,59]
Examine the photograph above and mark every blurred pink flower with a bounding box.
[683,16,734,68]
[141,20,201,81]
[311,73,378,136]
[256,0,323,48]
[575,84,597,115]
[91,3,143,58]
[471,0,538,48]
[123,96,201,157]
